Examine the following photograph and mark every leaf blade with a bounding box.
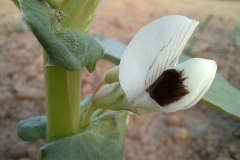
[39,111,130,160]
[17,116,46,141]
[19,0,104,71]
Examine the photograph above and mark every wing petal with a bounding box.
[159,58,217,113]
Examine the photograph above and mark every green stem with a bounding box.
[81,81,106,129]
[44,0,101,143]
[90,108,107,120]
[62,0,101,32]
[81,105,95,129]
[44,53,82,143]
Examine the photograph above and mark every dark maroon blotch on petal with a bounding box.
[147,69,189,106]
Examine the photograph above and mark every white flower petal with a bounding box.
[158,58,217,113]
[133,92,161,112]
[119,15,199,102]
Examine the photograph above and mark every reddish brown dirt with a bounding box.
[1,0,240,160]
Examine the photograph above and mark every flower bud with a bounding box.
[104,66,119,84]
[92,82,136,113]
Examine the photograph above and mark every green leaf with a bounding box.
[19,0,104,71]
[39,111,130,160]
[94,33,105,41]
[179,54,240,119]
[17,116,46,141]
[101,39,127,65]
[86,64,96,73]
[234,22,240,45]
[185,14,213,55]
[198,14,213,33]
[201,74,240,119]
[11,0,20,9]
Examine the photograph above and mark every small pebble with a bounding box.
[229,145,236,154]
[206,146,215,155]
[18,158,33,160]
[174,128,188,142]
[168,115,179,127]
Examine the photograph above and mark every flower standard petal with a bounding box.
[147,58,217,113]
[119,15,199,103]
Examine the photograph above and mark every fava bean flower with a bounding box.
[119,15,217,113]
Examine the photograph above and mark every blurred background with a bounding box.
[1,0,240,160]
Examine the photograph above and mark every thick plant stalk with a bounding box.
[44,54,82,143]
[44,0,101,143]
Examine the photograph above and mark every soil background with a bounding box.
[1,0,240,160]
